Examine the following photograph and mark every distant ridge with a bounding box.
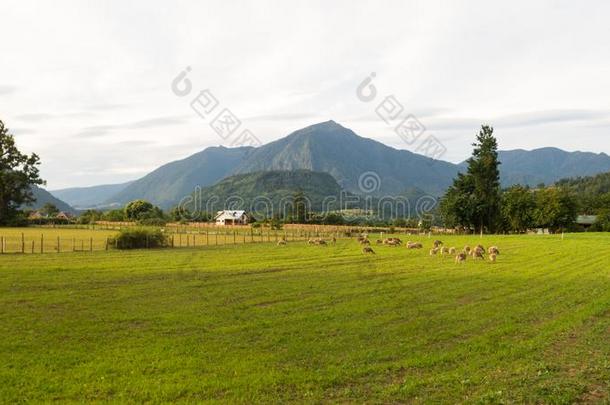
[497,147,610,186]
[51,181,134,209]
[49,121,610,209]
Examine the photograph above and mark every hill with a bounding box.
[497,147,610,186]
[56,122,610,209]
[50,181,133,209]
[185,170,343,216]
[26,186,76,213]
[107,146,254,208]
[233,121,459,197]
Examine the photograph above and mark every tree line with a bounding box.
[438,125,602,233]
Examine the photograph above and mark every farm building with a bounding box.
[56,211,73,220]
[28,211,46,220]
[214,210,250,226]
[576,215,597,229]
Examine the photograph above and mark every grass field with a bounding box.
[0,226,334,253]
[0,233,608,403]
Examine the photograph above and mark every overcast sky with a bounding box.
[2,0,610,189]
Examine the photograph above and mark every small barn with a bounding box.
[56,211,73,220]
[576,215,597,230]
[214,210,249,226]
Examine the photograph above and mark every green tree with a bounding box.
[467,125,501,232]
[501,185,536,233]
[77,209,103,224]
[440,173,476,230]
[440,125,501,233]
[41,203,60,217]
[124,199,155,220]
[103,209,126,222]
[534,187,578,232]
[591,209,610,232]
[0,120,44,225]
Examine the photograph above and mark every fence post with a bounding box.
[0,236,3,254]
[105,237,109,251]
[73,238,75,252]
[31,240,34,254]
[90,237,93,252]
[21,233,25,254]
[234,231,236,244]
[41,234,44,254]
[215,232,218,245]
[57,237,60,253]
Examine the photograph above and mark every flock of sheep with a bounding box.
[358,235,500,263]
[278,234,500,264]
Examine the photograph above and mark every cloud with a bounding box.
[0,85,16,95]
[494,109,610,128]
[124,116,191,129]
[16,112,94,122]
[75,115,191,138]
[243,112,320,122]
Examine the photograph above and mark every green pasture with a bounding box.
[0,233,608,403]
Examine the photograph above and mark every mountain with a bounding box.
[185,170,343,216]
[233,120,459,196]
[50,181,133,209]
[107,146,254,208]
[26,186,76,213]
[60,121,610,209]
[497,148,610,187]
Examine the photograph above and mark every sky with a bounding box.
[1,0,610,189]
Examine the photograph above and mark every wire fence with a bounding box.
[0,228,344,255]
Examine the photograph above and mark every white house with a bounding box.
[214,210,249,226]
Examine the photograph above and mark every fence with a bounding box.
[0,228,343,255]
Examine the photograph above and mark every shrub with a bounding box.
[138,217,167,226]
[110,227,169,249]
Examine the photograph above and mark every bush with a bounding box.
[110,228,169,249]
[138,217,167,226]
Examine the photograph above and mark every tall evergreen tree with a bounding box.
[440,125,501,233]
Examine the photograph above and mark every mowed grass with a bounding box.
[0,227,316,253]
[0,233,608,403]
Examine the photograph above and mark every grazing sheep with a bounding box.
[360,239,371,245]
[449,247,456,255]
[386,240,400,247]
[433,240,443,248]
[387,237,402,245]
[464,245,471,253]
[317,239,327,246]
[407,242,423,249]
[489,253,497,263]
[376,239,383,244]
[472,249,485,260]
[362,246,375,254]
[277,239,286,246]
[308,239,316,245]
[488,246,500,255]
[429,247,439,256]
[455,252,467,264]
[441,247,450,255]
